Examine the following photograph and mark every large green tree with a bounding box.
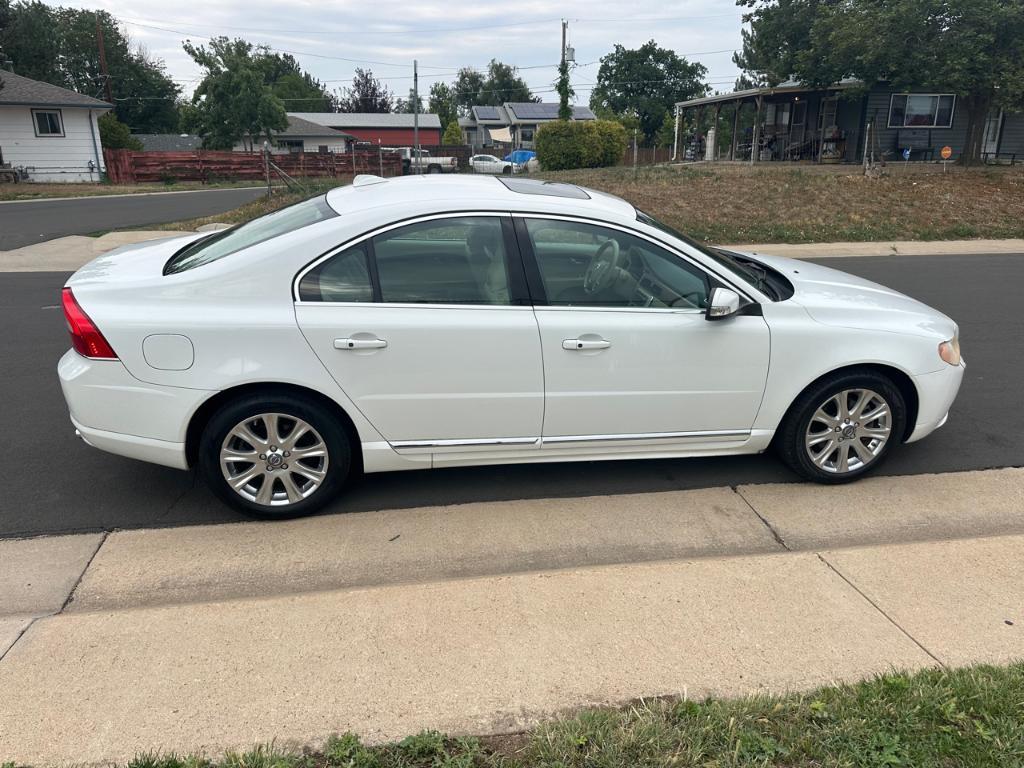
[337,68,393,113]
[735,0,1024,163]
[0,2,181,132]
[590,41,708,144]
[183,37,287,151]
[428,81,459,128]
[255,51,337,112]
[453,60,536,111]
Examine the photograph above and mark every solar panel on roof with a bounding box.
[510,103,559,119]
[474,106,500,120]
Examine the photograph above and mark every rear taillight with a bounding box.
[62,287,117,360]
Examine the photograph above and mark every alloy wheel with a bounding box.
[804,389,892,474]
[219,412,329,507]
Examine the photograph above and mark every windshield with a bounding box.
[164,194,338,274]
[634,210,770,292]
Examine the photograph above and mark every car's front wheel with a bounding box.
[198,393,351,518]
[777,370,906,483]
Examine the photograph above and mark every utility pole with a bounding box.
[95,14,113,104]
[412,59,420,175]
[561,20,567,64]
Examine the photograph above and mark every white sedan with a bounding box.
[59,175,963,517]
[468,154,514,174]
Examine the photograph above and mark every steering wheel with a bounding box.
[582,239,622,294]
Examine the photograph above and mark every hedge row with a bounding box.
[534,119,627,171]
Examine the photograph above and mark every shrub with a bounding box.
[98,112,143,151]
[442,120,462,145]
[535,119,627,171]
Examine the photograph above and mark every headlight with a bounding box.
[938,335,961,366]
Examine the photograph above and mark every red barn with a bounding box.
[286,112,442,146]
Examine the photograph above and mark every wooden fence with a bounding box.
[103,149,403,185]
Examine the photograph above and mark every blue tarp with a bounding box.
[504,150,537,164]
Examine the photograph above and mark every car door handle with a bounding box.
[563,338,611,350]
[334,337,387,350]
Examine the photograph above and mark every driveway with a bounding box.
[0,187,266,250]
[1,253,1020,538]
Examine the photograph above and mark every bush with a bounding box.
[442,120,462,145]
[535,119,627,171]
[98,112,143,151]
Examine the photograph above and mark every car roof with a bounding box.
[324,175,636,222]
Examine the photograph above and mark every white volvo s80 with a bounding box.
[59,175,964,517]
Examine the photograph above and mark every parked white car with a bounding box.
[468,154,514,174]
[59,175,964,517]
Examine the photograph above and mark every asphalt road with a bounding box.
[0,188,266,250]
[1,253,1020,538]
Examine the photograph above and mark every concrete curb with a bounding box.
[723,239,1024,259]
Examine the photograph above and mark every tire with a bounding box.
[502,165,512,175]
[198,393,351,519]
[776,369,906,484]
[428,165,441,174]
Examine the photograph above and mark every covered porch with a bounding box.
[674,79,865,164]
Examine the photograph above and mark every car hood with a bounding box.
[66,232,208,288]
[738,251,957,341]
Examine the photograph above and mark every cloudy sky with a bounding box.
[52,0,748,106]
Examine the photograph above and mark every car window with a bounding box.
[373,217,511,305]
[165,194,337,274]
[297,244,373,302]
[524,218,708,309]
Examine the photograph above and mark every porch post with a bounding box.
[751,95,763,165]
[730,101,741,161]
[712,103,722,161]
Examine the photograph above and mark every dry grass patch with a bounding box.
[536,164,1024,244]
[0,180,265,202]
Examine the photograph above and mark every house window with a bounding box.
[32,109,64,137]
[888,94,955,128]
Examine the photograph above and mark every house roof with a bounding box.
[0,70,111,108]
[278,115,356,139]
[136,133,203,151]
[288,112,442,130]
[504,103,596,122]
[675,77,863,108]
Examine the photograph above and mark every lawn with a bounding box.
[9,663,1022,768]
[536,164,1024,244]
[0,180,266,202]
[136,164,1024,246]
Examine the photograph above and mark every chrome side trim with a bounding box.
[542,430,750,445]
[392,437,540,450]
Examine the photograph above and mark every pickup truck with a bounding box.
[386,147,459,174]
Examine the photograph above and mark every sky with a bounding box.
[51,0,748,107]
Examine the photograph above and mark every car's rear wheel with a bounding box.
[777,370,906,483]
[198,394,351,518]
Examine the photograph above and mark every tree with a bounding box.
[733,0,823,87]
[338,68,393,113]
[590,41,708,144]
[443,119,462,144]
[255,51,336,112]
[394,87,424,114]
[183,37,287,151]
[0,4,181,132]
[736,0,1024,164]
[428,81,459,128]
[98,111,142,150]
[555,59,574,120]
[453,60,536,111]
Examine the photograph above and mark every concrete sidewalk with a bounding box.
[1,468,1022,765]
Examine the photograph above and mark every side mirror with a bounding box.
[706,287,741,321]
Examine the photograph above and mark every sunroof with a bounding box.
[498,178,591,199]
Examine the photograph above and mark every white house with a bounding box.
[0,70,111,182]
[231,115,357,154]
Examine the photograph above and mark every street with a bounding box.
[1,252,1019,539]
[0,187,266,250]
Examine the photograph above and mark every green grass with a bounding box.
[7,663,1024,767]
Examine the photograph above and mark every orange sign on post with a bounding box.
[940,146,953,160]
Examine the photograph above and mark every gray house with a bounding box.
[674,80,1023,164]
[464,103,596,149]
